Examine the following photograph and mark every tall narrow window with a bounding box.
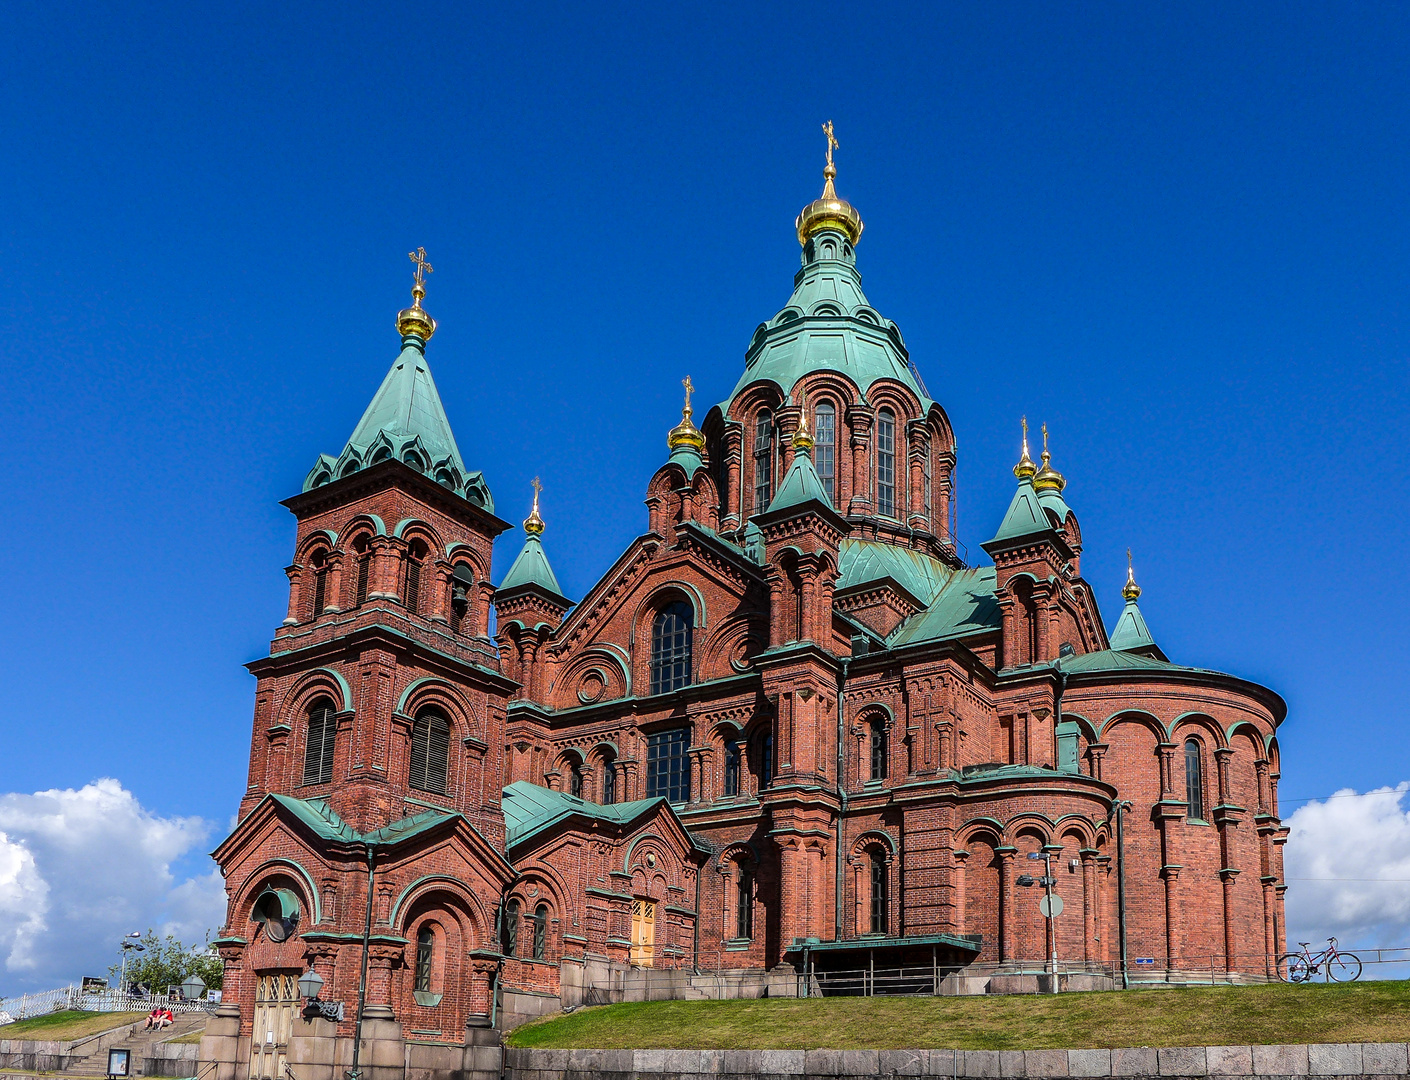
[450,564,473,633]
[414,926,434,992]
[532,904,548,960]
[876,409,897,518]
[870,719,888,781]
[723,740,741,797]
[570,761,584,798]
[355,549,371,606]
[409,708,452,794]
[602,760,617,805]
[404,557,421,614]
[650,602,693,695]
[302,700,336,786]
[502,900,519,956]
[758,730,774,791]
[870,851,888,935]
[646,727,691,803]
[814,403,836,505]
[1185,739,1205,821]
[310,551,328,619]
[753,410,773,513]
[735,870,753,940]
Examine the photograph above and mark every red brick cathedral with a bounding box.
[204,144,1287,1077]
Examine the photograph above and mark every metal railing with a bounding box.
[1,985,219,1022]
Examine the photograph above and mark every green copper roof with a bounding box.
[1058,648,1197,675]
[1109,597,1158,653]
[498,535,570,605]
[1036,487,1072,526]
[988,478,1055,545]
[502,780,705,852]
[716,240,932,415]
[303,339,494,512]
[838,538,953,607]
[262,793,456,847]
[887,566,1002,647]
[767,445,834,515]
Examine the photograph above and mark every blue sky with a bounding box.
[1,3,1409,990]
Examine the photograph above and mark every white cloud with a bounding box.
[0,779,226,996]
[1284,782,1410,959]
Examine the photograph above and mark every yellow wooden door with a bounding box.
[249,972,299,1079]
[629,899,656,967]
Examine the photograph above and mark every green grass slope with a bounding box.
[508,981,1410,1050]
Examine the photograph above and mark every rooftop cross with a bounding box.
[531,475,542,510]
[822,120,838,170]
[682,375,694,417]
[408,247,434,290]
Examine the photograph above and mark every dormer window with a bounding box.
[876,409,897,518]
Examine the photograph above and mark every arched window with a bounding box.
[814,403,836,505]
[403,450,425,472]
[450,564,474,633]
[403,543,425,614]
[870,850,888,935]
[502,899,519,956]
[753,410,773,513]
[646,727,691,803]
[723,740,742,797]
[414,925,434,992]
[601,758,617,805]
[409,708,452,795]
[870,718,888,782]
[371,445,391,464]
[302,700,336,786]
[309,549,328,619]
[532,903,548,960]
[1185,739,1205,821]
[353,536,371,606]
[735,868,753,940]
[876,409,897,518]
[758,730,774,791]
[649,601,693,695]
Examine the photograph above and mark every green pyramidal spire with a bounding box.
[498,479,571,605]
[1108,552,1166,660]
[301,250,493,511]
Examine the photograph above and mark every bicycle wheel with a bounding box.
[1278,953,1313,982]
[1327,952,1362,982]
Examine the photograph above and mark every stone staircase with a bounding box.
[63,1015,206,1077]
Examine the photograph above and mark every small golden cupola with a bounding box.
[1123,548,1142,601]
[667,375,706,454]
[796,120,864,246]
[396,246,438,342]
[523,476,545,536]
[1032,422,1067,492]
[1013,416,1037,481]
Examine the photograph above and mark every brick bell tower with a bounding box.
[206,253,517,1080]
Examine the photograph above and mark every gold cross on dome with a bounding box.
[682,375,694,414]
[531,475,542,508]
[822,120,839,169]
[1042,421,1050,452]
[408,247,434,288]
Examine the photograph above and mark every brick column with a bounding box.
[283,564,303,625]
[996,846,1017,962]
[722,426,743,530]
[846,405,874,515]
[1080,849,1098,964]
[323,552,345,613]
[368,537,398,599]
[468,957,498,1020]
[1219,869,1239,972]
[906,420,928,529]
[428,561,451,624]
[365,944,403,1017]
[951,849,968,934]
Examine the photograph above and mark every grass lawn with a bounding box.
[0,1011,147,1042]
[168,1026,207,1044]
[508,981,1410,1050]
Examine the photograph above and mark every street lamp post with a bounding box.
[118,933,143,997]
[1027,851,1058,976]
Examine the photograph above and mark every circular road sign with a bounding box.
[1039,894,1064,918]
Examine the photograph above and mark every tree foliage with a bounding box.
[107,930,224,993]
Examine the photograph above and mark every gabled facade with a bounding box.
[205,142,1290,1080]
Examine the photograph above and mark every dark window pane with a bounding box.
[533,904,548,960]
[415,926,433,992]
[1185,740,1204,821]
[650,602,693,695]
[570,764,583,798]
[870,720,888,781]
[877,410,896,518]
[870,852,888,934]
[356,556,370,605]
[410,710,451,794]
[405,560,420,613]
[736,872,753,940]
[646,728,691,803]
[758,731,773,791]
[754,411,773,513]
[724,741,741,797]
[814,404,836,505]
[502,900,519,956]
[302,702,336,786]
[312,570,327,619]
[602,762,616,805]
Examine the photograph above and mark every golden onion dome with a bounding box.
[523,477,545,536]
[1123,549,1142,601]
[668,376,706,453]
[1013,417,1037,481]
[397,247,437,341]
[795,121,863,246]
[792,412,814,452]
[1032,423,1066,492]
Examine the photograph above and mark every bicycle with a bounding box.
[1277,937,1362,982]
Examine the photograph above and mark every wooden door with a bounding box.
[630,899,656,967]
[249,972,300,1079]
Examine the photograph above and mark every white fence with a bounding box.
[1,985,218,1022]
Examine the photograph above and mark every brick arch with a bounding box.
[727,382,786,424]
[395,678,480,742]
[392,517,445,548]
[956,818,1005,848]
[388,876,490,939]
[445,541,489,581]
[1007,817,1054,848]
[341,513,387,539]
[850,830,897,860]
[296,530,339,561]
[1171,711,1228,750]
[549,648,631,707]
[865,379,924,421]
[702,617,760,681]
[1099,709,1166,743]
[235,859,322,924]
[279,668,352,723]
[793,371,861,411]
